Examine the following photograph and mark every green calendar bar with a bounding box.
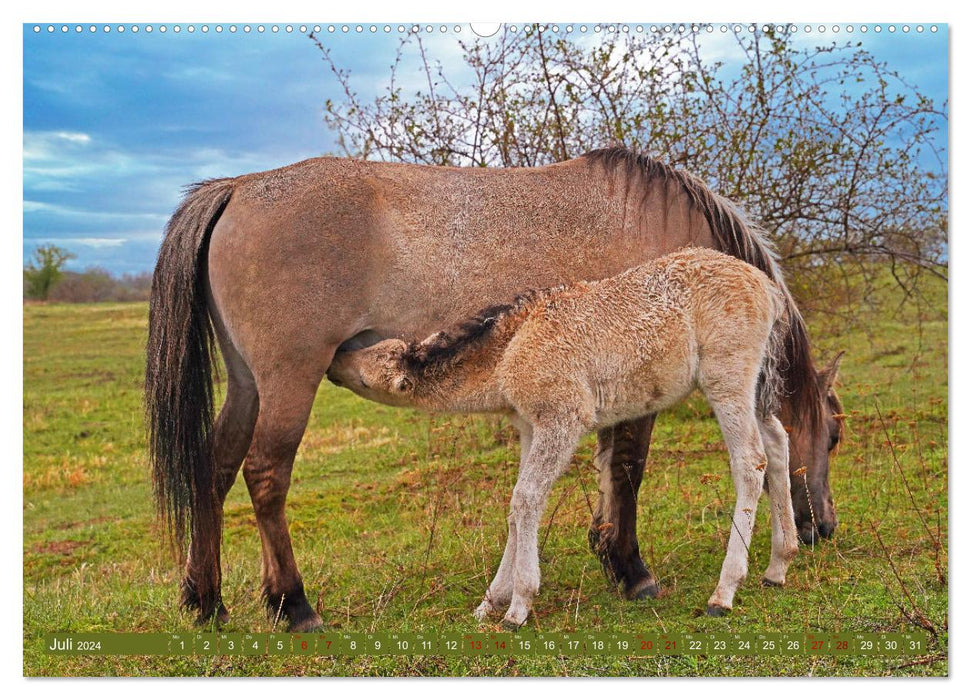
[631,633,659,654]
[461,632,516,656]
[609,633,635,654]
[291,633,315,655]
[437,632,464,656]
[241,633,265,655]
[267,633,290,655]
[167,633,193,655]
[41,631,930,657]
[510,633,538,655]
[218,633,244,655]
[194,633,218,655]
[324,633,345,655]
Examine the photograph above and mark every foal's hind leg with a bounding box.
[243,369,327,632]
[705,399,768,616]
[476,422,532,621]
[759,416,800,586]
[182,348,258,625]
[589,416,660,600]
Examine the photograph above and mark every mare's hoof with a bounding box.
[194,604,230,627]
[706,604,730,617]
[626,578,660,601]
[181,580,229,627]
[266,584,322,632]
[288,612,324,633]
[761,577,783,588]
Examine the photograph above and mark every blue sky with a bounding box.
[23,23,948,275]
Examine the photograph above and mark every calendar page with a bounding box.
[22,18,948,678]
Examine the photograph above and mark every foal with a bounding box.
[327,248,801,628]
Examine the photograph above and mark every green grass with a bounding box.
[22,273,948,677]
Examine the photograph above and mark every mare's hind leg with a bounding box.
[759,416,800,586]
[182,347,259,625]
[476,422,532,621]
[705,399,768,616]
[243,368,328,632]
[589,416,659,600]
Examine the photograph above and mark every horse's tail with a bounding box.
[684,181,821,431]
[146,178,235,552]
[757,283,791,420]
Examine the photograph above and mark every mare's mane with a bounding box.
[583,147,822,431]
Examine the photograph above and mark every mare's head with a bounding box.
[326,339,417,407]
[785,351,846,544]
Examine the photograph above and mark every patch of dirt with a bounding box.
[31,539,90,556]
[52,516,114,531]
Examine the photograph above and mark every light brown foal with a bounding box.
[327,248,801,627]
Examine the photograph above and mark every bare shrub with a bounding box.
[315,25,947,314]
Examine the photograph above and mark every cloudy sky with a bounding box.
[23,23,948,274]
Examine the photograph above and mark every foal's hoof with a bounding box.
[474,600,495,622]
[761,577,784,588]
[706,604,731,617]
[626,578,661,601]
[501,617,525,631]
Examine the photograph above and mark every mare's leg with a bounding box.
[503,424,582,628]
[475,422,532,621]
[759,416,800,586]
[243,367,327,632]
[181,344,259,625]
[705,399,768,615]
[589,417,659,599]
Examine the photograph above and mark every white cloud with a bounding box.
[25,229,165,249]
[22,130,92,161]
[59,237,127,249]
[53,131,91,144]
[22,200,167,222]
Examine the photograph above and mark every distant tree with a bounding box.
[314,25,947,311]
[24,245,75,301]
[49,268,116,303]
[48,268,153,303]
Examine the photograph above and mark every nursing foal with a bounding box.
[326,248,801,628]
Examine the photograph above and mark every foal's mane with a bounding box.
[583,147,822,432]
[400,290,548,378]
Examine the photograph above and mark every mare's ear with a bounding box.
[393,375,414,394]
[817,350,846,391]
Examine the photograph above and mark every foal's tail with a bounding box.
[146,178,235,552]
[757,284,791,420]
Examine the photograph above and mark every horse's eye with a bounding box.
[828,433,839,451]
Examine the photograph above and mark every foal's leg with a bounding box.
[589,416,659,599]
[503,424,582,628]
[706,400,767,615]
[181,345,259,625]
[759,416,800,586]
[475,422,532,621]
[243,370,326,632]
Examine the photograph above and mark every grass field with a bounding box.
[23,273,948,677]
